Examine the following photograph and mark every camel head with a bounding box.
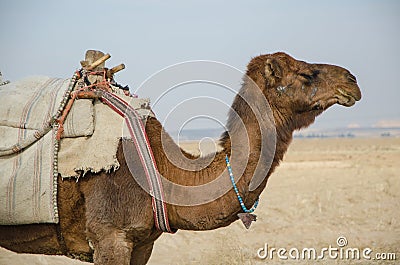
[246,52,362,129]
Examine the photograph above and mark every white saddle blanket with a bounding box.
[0,76,153,224]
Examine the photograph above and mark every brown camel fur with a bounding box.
[0,52,361,264]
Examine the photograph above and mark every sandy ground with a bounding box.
[1,138,399,264]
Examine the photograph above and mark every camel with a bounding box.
[0,52,361,264]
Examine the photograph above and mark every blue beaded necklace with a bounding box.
[225,155,259,213]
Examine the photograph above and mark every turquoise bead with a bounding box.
[225,155,259,214]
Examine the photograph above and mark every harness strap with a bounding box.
[100,91,176,233]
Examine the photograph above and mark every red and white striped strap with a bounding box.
[100,91,175,233]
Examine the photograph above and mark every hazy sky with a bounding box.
[1,0,399,133]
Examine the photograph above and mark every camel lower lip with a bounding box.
[337,89,357,107]
[339,96,355,106]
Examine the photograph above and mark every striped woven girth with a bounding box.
[100,91,175,233]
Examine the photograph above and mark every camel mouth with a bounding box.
[306,87,360,112]
[336,88,359,107]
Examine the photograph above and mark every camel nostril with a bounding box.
[347,73,357,83]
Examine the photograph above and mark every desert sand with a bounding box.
[1,137,399,264]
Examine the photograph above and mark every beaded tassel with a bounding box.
[225,155,259,213]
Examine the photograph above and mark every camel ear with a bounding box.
[264,58,282,81]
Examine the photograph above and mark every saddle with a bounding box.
[0,50,154,225]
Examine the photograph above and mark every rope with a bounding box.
[54,69,112,140]
[55,91,77,140]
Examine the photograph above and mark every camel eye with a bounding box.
[299,73,313,81]
[299,70,319,84]
[299,73,313,85]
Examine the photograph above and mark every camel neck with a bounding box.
[145,85,295,231]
